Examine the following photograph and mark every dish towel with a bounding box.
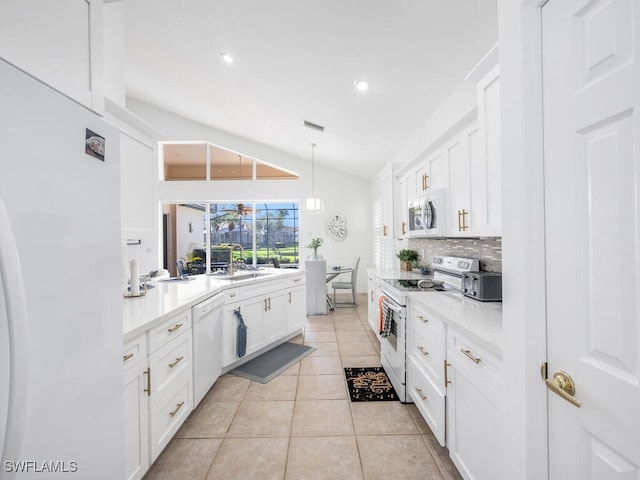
[380,300,393,338]
[234,308,248,357]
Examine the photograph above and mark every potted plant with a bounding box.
[397,249,419,271]
[306,237,323,260]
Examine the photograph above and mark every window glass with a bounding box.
[162,143,207,180]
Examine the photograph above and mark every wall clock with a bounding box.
[326,212,347,241]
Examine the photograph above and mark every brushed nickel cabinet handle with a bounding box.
[417,346,429,356]
[415,387,427,400]
[444,360,451,387]
[169,401,185,417]
[143,367,151,396]
[417,315,428,323]
[123,353,134,363]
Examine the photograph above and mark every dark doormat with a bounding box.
[344,367,399,402]
[231,342,316,383]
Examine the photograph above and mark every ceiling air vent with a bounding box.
[303,120,325,133]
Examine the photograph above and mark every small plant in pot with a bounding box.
[396,249,419,271]
[306,237,323,260]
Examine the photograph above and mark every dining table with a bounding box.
[325,266,352,310]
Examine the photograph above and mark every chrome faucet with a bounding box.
[228,243,245,275]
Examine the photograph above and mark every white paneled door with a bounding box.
[542,0,640,478]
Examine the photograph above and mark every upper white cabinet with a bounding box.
[477,65,502,236]
[0,0,102,109]
[120,132,157,239]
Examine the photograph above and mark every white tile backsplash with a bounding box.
[408,237,502,273]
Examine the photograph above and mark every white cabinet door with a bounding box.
[123,359,149,480]
[120,132,156,239]
[395,174,408,239]
[263,291,286,343]
[427,151,449,191]
[446,329,502,480]
[286,284,306,334]
[366,274,379,335]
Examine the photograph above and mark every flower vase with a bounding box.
[307,253,323,260]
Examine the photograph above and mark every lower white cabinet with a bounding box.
[366,272,380,335]
[446,329,502,480]
[123,335,149,480]
[286,274,306,333]
[406,296,503,480]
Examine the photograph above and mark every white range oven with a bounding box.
[379,255,480,403]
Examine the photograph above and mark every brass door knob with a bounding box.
[545,370,581,407]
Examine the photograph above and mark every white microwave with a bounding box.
[407,189,446,237]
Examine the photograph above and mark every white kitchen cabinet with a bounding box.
[146,311,193,462]
[120,131,157,240]
[446,328,502,480]
[123,335,149,480]
[378,165,396,268]
[285,274,306,334]
[222,278,289,367]
[366,272,380,335]
[395,174,408,239]
[406,301,447,446]
[477,65,502,237]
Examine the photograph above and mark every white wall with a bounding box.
[127,99,372,292]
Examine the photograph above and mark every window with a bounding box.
[163,202,299,275]
[161,142,298,181]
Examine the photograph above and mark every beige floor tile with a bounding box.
[281,362,300,375]
[406,403,431,434]
[244,375,299,401]
[145,438,222,480]
[338,342,378,357]
[341,355,382,368]
[206,437,289,480]
[226,400,294,437]
[306,342,340,357]
[204,375,250,402]
[291,400,355,436]
[176,401,239,438]
[357,435,443,480]
[306,315,334,324]
[303,330,337,343]
[336,330,373,343]
[285,436,364,480]
[299,356,344,375]
[351,402,419,435]
[334,321,365,331]
[305,322,336,332]
[296,374,348,400]
[289,334,304,344]
[421,433,463,480]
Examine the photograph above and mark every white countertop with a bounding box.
[370,267,503,356]
[123,268,302,342]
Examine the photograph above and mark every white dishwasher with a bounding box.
[192,293,225,407]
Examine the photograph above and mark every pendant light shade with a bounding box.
[303,143,324,214]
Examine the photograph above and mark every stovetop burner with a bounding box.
[383,279,447,292]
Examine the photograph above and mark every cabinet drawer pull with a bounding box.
[370,290,374,302]
[168,401,185,418]
[229,293,236,298]
[461,349,482,364]
[444,360,451,386]
[168,356,184,368]
[457,209,469,232]
[268,297,271,310]
[288,292,292,303]
[401,221,406,235]
[417,315,428,323]
[143,367,151,396]
[123,353,134,363]
[293,278,302,282]
[417,346,429,356]
[167,323,183,333]
[415,387,427,401]
[264,298,268,312]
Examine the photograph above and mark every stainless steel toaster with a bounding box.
[461,271,502,302]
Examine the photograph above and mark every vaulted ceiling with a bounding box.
[123,1,498,179]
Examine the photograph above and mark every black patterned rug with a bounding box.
[344,367,399,402]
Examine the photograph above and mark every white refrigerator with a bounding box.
[0,59,125,478]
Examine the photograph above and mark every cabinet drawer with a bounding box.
[149,380,191,461]
[409,325,445,391]
[409,303,445,344]
[285,274,305,287]
[222,287,240,304]
[447,328,501,395]
[123,334,147,372]
[148,330,192,407]
[407,356,446,446]
[241,279,284,299]
[148,310,191,353]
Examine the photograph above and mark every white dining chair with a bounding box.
[332,257,360,307]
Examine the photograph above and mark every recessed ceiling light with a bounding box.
[354,79,369,91]
[221,52,235,64]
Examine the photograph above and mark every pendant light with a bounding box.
[303,143,324,214]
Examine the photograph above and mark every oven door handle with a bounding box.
[381,298,403,314]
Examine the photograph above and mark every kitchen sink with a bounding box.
[207,271,275,281]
